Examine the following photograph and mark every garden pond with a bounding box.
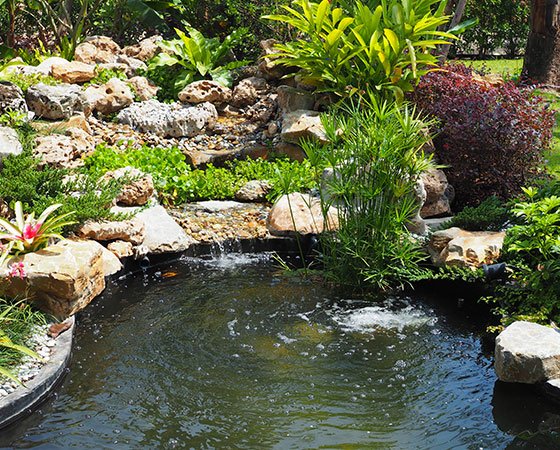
[1,253,560,449]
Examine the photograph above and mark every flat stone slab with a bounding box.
[0,317,74,430]
[495,321,560,384]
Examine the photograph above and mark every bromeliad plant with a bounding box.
[146,25,249,97]
[0,201,75,258]
[264,0,457,101]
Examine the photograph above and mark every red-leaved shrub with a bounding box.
[413,64,555,208]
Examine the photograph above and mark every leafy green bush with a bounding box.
[84,66,127,87]
[486,187,560,325]
[302,98,434,291]
[145,25,248,99]
[264,0,455,101]
[84,144,318,204]
[0,72,59,93]
[442,196,510,231]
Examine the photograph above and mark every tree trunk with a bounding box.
[439,0,468,62]
[523,0,560,84]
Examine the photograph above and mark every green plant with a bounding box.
[0,109,27,128]
[486,187,560,325]
[0,201,75,255]
[303,97,435,291]
[145,25,248,98]
[264,0,455,101]
[442,196,510,231]
[84,66,127,87]
[0,72,59,93]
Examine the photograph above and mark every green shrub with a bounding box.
[84,66,127,87]
[302,98,434,291]
[442,196,510,231]
[0,72,59,93]
[264,0,455,101]
[84,144,318,204]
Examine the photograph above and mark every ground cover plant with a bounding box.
[84,144,318,204]
[441,196,510,231]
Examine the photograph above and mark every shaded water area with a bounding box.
[2,253,560,449]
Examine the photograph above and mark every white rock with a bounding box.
[0,126,23,164]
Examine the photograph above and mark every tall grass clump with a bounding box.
[303,98,434,292]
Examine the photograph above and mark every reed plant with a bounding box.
[303,97,435,292]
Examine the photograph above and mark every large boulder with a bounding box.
[267,193,339,236]
[74,36,121,64]
[0,126,23,164]
[420,168,454,218]
[33,128,93,168]
[127,76,159,101]
[26,83,91,120]
[76,217,146,245]
[231,77,269,108]
[428,227,505,268]
[0,81,28,115]
[102,166,154,206]
[495,321,560,384]
[178,80,232,104]
[116,100,217,138]
[84,78,134,115]
[281,110,328,144]
[0,240,106,318]
[277,85,315,113]
[51,61,96,84]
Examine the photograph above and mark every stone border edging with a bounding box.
[0,316,75,430]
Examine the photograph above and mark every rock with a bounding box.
[0,126,23,164]
[107,240,133,259]
[281,110,328,144]
[100,245,123,276]
[277,85,315,113]
[406,178,427,235]
[122,35,163,61]
[246,94,278,123]
[116,54,147,77]
[0,240,106,318]
[76,217,145,245]
[428,227,505,268]
[103,166,154,206]
[420,168,454,218]
[35,57,71,76]
[116,100,217,138]
[84,78,134,115]
[0,81,27,115]
[267,193,339,236]
[26,83,91,120]
[51,61,96,84]
[258,39,296,80]
[127,76,158,101]
[235,180,272,202]
[133,205,197,256]
[495,321,560,384]
[273,142,307,162]
[74,36,121,64]
[178,80,232,104]
[33,128,93,168]
[231,77,269,107]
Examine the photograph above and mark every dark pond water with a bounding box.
[1,253,560,449]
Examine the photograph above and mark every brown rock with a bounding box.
[178,80,232,104]
[74,36,121,64]
[128,76,159,101]
[107,240,133,259]
[267,193,338,236]
[122,36,163,61]
[231,77,269,107]
[51,61,96,84]
[33,128,94,168]
[235,180,272,202]
[277,85,315,113]
[103,166,154,206]
[76,217,146,245]
[0,240,106,318]
[420,168,454,218]
[281,110,328,144]
[84,78,134,115]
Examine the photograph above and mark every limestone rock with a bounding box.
[116,54,147,77]
[116,100,217,138]
[100,245,123,276]
[277,85,315,113]
[246,94,278,123]
[273,142,306,162]
[84,78,134,115]
[428,227,505,268]
[51,61,96,84]
[178,80,232,104]
[495,321,560,384]
[33,128,93,168]
[35,57,71,76]
[133,205,197,256]
[281,110,328,144]
[0,126,23,164]
[235,180,272,202]
[128,76,159,101]
[122,35,163,61]
[267,193,339,236]
[74,36,121,64]
[0,240,106,318]
[107,240,133,259]
[420,168,454,218]
[103,166,154,206]
[0,81,27,115]
[26,83,91,120]
[231,77,269,107]
[76,217,146,245]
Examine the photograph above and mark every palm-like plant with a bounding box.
[0,202,75,256]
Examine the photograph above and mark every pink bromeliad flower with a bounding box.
[7,262,26,279]
[17,222,43,243]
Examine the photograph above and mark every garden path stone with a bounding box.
[495,321,560,384]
